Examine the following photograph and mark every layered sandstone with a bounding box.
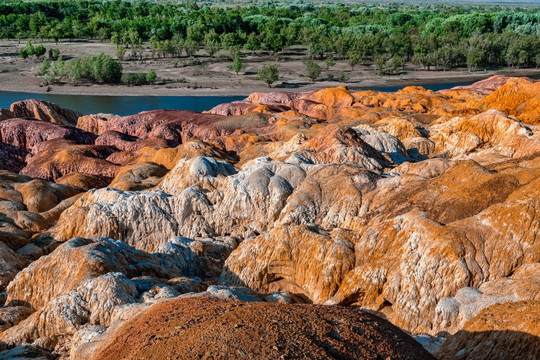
[0,77,538,359]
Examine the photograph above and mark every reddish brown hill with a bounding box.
[94,297,435,360]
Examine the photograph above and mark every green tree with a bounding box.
[375,55,388,74]
[231,53,243,75]
[204,30,220,56]
[19,49,28,59]
[49,48,60,61]
[34,44,46,58]
[184,39,198,57]
[244,33,260,53]
[146,69,157,84]
[258,64,279,88]
[348,52,361,71]
[40,59,51,74]
[338,70,347,83]
[467,48,484,71]
[324,56,335,70]
[116,45,126,61]
[25,41,34,56]
[304,60,321,82]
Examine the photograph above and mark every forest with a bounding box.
[1,1,539,76]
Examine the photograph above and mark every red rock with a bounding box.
[20,139,120,181]
[0,118,95,153]
[453,74,539,94]
[91,297,435,360]
[10,99,81,126]
[0,142,26,172]
[207,101,257,116]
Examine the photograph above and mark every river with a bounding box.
[0,81,477,116]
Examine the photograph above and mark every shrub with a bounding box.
[40,59,51,74]
[338,70,347,83]
[304,60,321,82]
[258,64,279,88]
[231,53,243,75]
[48,48,60,60]
[146,69,157,84]
[34,44,46,58]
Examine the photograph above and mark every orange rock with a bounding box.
[436,301,540,360]
[476,78,540,124]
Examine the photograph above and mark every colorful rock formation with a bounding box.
[0,75,539,359]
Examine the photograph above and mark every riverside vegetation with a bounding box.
[1,1,540,89]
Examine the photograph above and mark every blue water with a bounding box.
[0,91,246,116]
[362,81,476,93]
[0,80,480,116]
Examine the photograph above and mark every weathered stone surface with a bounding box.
[108,162,168,191]
[0,79,539,358]
[10,99,81,126]
[0,142,26,172]
[0,119,95,153]
[86,297,435,360]
[436,301,540,360]
[20,139,120,181]
[452,75,536,94]
[434,263,540,334]
[222,225,356,304]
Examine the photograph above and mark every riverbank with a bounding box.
[2,69,539,97]
[2,40,539,97]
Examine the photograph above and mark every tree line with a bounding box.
[2,1,540,71]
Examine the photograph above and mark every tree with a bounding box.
[184,39,198,57]
[204,29,220,56]
[116,45,126,60]
[231,53,243,75]
[25,41,34,56]
[40,59,51,74]
[146,69,157,84]
[348,52,361,71]
[244,33,260,53]
[386,55,405,74]
[467,48,484,71]
[375,55,388,74]
[19,49,29,59]
[338,70,347,83]
[49,48,60,61]
[258,64,279,88]
[34,44,46,58]
[305,60,321,82]
[324,56,335,70]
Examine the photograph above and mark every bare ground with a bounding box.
[94,297,435,360]
[1,40,539,96]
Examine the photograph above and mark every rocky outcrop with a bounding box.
[0,119,95,153]
[1,235,231,351]
[85,297,435,360]
[0,171,80,252]
[434,263,540,334]
[222,225,356,303]
[20,140,120,181]
[475,78,540,125]
[451,75,538,94]
[0,143,26,172]
[0,78,539,359]
[436,301,540,360]
[10,100,81,126]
